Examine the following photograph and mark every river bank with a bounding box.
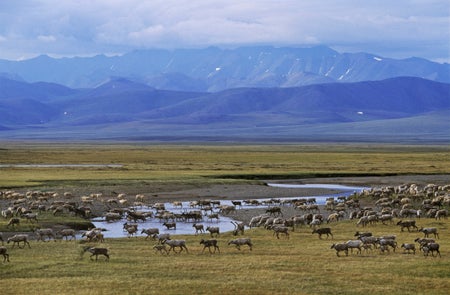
[1,174,448,238]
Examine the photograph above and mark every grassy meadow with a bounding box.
[0,143,449,188]
[1,218,449,295]
[1,143,450,294]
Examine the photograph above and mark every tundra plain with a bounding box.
[0,143,449,295]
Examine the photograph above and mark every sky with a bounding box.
[0,0,449,63]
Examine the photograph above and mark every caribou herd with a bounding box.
[0,182,449,261]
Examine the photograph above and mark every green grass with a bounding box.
[0,143,449,188]
[1,218,449,295]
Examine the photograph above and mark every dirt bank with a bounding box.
[151,174,450,202]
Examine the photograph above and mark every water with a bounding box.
[91,214,237,239]
[91,183,366,238]
[266,183,367,191]
[91,200,240,239]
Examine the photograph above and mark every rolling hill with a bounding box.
[0,76,448,142]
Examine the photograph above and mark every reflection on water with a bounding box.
[92,214,237,239]
[91,200,243,239]
[91,184,365,238]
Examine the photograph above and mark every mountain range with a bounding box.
[0,46,449,92]
[0,74,449,142]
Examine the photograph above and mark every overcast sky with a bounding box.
[0,0,448,63]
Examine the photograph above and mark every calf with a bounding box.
[266,207,282,216]
[162,239,189,254]
[312,227,333,239]
[272,226,290,239]
[200,239,220,254]
[7,218,20,228]
[331,243,348,257]
[397,220,418,232]
[192,223,205,235]
[228,238,253,251]
[82,246,109,261]
[0,246,9,262]
[163,222,176,230]
[153,244,168,255]
[422,243,441,257]
[206,226,220,237]
[401,243,416,254]
[58,229,76,241]
[35,228,56,242]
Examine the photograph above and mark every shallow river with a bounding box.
[91,183,367,238]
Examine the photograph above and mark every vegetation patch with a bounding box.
[0,212,94,232]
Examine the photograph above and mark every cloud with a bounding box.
[37,35,56,42]
[0,0,448,62]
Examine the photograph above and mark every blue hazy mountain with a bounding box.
[0,46,448,92]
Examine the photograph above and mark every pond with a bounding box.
[90,183,366,238]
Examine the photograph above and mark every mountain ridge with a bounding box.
[1,46,448,92]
